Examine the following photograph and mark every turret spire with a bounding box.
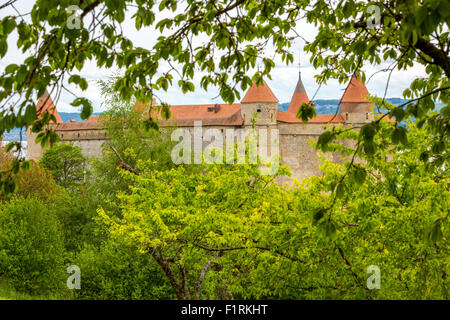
[287,71,309,114]
[241,80,279,103]
[340,73,370,103]
[36,89,63,123]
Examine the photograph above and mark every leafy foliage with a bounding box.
[73,239,174,300]
[0,197,66,295]
[48,190,102,253]
[98,121,449,300]
[89,78,177,215]
[40,142,88,190]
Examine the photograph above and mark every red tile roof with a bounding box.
[55,121,103,131]
[287,72,309,114]
[288,92,309,114]
[277,110,344,123]
[86,116,100,122]
[157,103,243,126]
[241,80,279,103]
[36,91,63,123]
[341,74,370,103]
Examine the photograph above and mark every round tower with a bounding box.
[26,90,63,160]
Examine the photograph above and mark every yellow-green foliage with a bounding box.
[99,122,449,300]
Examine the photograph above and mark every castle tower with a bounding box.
[27,90,63,160]
[287,71,309,115]
[240,80,279,125]
[36,89,63,123]
[339,74,374,123]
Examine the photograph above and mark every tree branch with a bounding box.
[194,251,221,299]
[110,146,139,175]
[414,36,450,78]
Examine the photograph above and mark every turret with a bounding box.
[240,80,279,125]
[339,74,374,123]
[36,90,63,123]
[27,90,62,160]
[287,71,309,115]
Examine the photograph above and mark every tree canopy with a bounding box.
[40,142,88,189]
[98,120,449,299]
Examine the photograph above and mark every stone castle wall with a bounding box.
[27,121,353,183]
[27,126,106,161]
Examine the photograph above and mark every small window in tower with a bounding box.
[270,113,274,122]
[346,113,349,120]
[366,113,368,120]
[257,109,261,113]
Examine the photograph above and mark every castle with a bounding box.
[27,73,374,182]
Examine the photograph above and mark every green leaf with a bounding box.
[2,18,16,35]
[352,167,367,185]
[71,97,93,120]
[317,131,333,151]
[4,63,18,74]
[297,103,316,123]
[144,118,159,131]
[312,209,326,226]
[391,107,405,122]
[0,39,7,57]
[429,219,443,243]
[392,126,408,145]
[335,183,345,199]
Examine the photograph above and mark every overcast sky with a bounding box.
[0,1,427,113]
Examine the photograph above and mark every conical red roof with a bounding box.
[36,90,62,123]
[241,80,279,103]
[341,74,370,103]
[287,72,309,114]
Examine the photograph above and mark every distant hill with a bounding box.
[279,100,341,114]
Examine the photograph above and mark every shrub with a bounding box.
[14,161,60,200]
[73,239,173,300]
[48,190,104,253]
[0,197,66,295]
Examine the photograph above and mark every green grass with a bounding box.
[0,280,70,300]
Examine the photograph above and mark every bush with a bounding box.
[48,190,104,253]
[0,197,66,295]
[14,161,60,201]
[1,145,59,201]
[73,239,173,300]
